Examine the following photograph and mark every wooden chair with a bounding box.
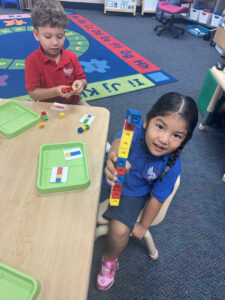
[95,175,180,259]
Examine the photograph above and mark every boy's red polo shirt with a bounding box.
[25,46,87,104]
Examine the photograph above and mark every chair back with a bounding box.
[137,175,180,226]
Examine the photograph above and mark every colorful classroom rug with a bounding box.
[0,13,176,102]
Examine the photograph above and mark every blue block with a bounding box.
[125,108,142,125]
[56,178,61,183]
[116,157,126,168]
[115,175,124,184]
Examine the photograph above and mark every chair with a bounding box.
[95,175,180,260]
[154,0,194,38]
[1,0,20,9]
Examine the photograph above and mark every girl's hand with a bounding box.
[105,150,118,186]
[105,151,131,186]
[130,222,147,240]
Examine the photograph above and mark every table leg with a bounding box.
[199,84,224,130]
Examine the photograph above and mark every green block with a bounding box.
[197,68,218,123]
[43,115,48,121]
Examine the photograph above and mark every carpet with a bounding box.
[0,13,176,102]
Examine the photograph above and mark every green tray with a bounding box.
[0,262,41,300]
[37,142,90,194]
[0,101,40,139]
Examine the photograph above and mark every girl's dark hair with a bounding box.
[145,92,198,180]
[31,0,68,29]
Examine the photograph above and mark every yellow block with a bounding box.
[110,198,120,206]
[39,122,45,128]
[122,129,134,141]
[118,147,129,159]
[65,153,71,157]
[120,138,132,150]
[56,174,62,178]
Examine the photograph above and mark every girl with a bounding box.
[97,92,199,291]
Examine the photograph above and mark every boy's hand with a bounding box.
[57,86,74,99]
[105,150,131,186]
[72,79,86,95]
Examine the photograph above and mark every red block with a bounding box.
[112,183,123,192]
[61,87,73,93]
[41,111,46,116]
[116,166,126,176]
[124,119,135,131]
[111,189,122,200]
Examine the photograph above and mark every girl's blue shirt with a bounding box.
[103,121,181,202]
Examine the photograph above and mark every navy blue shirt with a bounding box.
[103,121,181,202]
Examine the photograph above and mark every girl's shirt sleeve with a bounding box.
[151,157,181,202]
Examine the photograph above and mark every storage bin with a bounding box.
[199,9,212,25]
[187,25,209,37]
[211,13,222,27]
[189,7,200,21]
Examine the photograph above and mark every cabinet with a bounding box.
[104,0,137,15]
[141,0,158,15]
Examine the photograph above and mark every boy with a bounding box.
[25,0,88,105]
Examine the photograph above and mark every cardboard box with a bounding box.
[214,26,225,51]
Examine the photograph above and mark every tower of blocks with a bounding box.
[110,108,142,206]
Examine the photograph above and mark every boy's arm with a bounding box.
[131,196,162,239]
[28,87,58,102]
[28,86,74,102]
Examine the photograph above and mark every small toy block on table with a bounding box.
[60,112,65,118]
[41,111,48,121]
[110,108,142,206]
[78,124,90,133]
[39,122,45,128]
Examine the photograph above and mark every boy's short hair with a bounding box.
[31,0,69,29]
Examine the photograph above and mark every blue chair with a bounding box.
[1,0,21,9]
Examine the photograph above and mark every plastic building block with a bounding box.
[109,108,142,206]
[125,108,142,125]
[43,115,48,121]
[41,111,46,116]
[60,112,65,118]
[40,122,45,128]
[61,86,76,93]
[77,124,90,133]
[124,119,135,131]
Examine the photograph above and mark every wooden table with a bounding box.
[0,99,110,300]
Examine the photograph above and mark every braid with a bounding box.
[159,143,184,181]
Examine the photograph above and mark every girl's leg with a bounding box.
[104,219,130,260]
[97,219,130,291]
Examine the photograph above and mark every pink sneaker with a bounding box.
[97,256,119,291]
